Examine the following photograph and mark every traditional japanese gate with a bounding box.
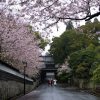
[40,55,57,82]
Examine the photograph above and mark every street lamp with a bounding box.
[22,61,27,95]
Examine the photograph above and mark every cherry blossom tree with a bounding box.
[4,0,100,29]
[0,10,43,77]
[1,0,100,76]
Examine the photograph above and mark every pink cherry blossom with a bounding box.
[0,10,43,77]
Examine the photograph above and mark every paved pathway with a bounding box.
[17,84,100,100]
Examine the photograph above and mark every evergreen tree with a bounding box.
[65,21,74,30]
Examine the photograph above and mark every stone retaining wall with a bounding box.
[0,80,40,100]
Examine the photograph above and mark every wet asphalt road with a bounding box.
[17,84,100,100]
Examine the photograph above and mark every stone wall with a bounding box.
[73,79,100,91]
[0,61,41,100]
[0,80,40,100]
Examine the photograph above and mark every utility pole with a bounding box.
[0,42,1,58]
[23,61,27,95]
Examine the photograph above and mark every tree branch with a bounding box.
[55,11,100,21]
[85,12,100,21]
[43,18,60,29]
